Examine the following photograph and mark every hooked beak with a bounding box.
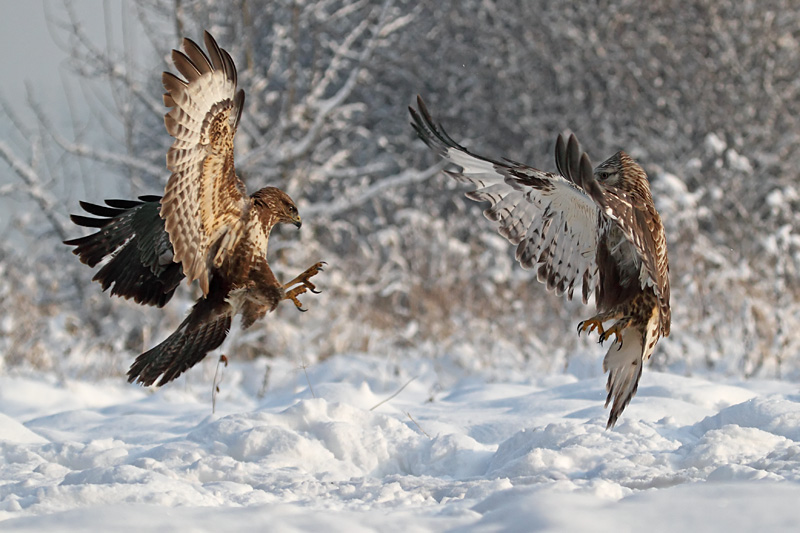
[292,216,302,229]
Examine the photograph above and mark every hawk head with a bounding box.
[594,151,647,189]
[252,187,302,228]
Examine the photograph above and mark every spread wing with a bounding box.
[410,96,604,304]
[159,31,247,296]
[63,196,183,307]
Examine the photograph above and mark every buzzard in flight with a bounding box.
[66,32,324,386]
[410,96,670,428]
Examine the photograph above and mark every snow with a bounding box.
[2,354,800,531]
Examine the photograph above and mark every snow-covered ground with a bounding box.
[2,352,800,532]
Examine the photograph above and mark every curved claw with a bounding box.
[599,328,624,349]
[577,318,604,337]
[309,288,321,294]
[297,306,308,313]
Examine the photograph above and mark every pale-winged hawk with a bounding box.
[410,96,670,428]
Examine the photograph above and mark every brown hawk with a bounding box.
[65,32,324,387]
[409,96,670,428]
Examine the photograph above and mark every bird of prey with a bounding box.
[65,32,324,387]
[409,96,670,428]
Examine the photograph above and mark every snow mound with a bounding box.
[2,354,800,531]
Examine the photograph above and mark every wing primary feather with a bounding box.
[221,49,237,87]
[162,71,188,94]
[203,31,226,71]
[232,89,245,131]
[77,201,127,218]
[555,134,567,178]
[580,153,604,204]
[566,134,582,186]
[171,49,202,82]
[182,37,213,74]
[68,214,110,229]
[409,95,468,157]
[104,198,149,209]
[138,194,163,203]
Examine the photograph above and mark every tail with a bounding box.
[602,327,645,429]
[127,293,232,387]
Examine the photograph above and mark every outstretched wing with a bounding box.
[410,96,603,304]
[64,196,184,307]
[160,31,247,296]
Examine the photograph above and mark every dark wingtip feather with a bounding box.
[203,31,225,72]
[138,194,163,203]
[78,201,126,218]
[66,195,182,306]
[555,133,567,178]
[69,214,109,229]
[409,94,453,154]
[103,198,145,209]
[233,89,245,131]
[172,49,202,82]
[182,35,213,75]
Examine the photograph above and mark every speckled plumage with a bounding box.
[410,96,670,428]
[66,33,324,387]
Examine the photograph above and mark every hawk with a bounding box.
[65,32,324,387]
[409,96,670,428]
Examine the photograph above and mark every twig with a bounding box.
[28,103,165,179]
[406,412,430,439]
[301,359,316,398]
[212,354,229,414]
[241,0,395,168]
[257,363,272,399]
[369,376,417,411]
[303,165,442,219]
[0,139,70,242]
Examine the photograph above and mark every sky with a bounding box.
[0,0,148,233]
[0,1,152,121]
[0,1,104,127]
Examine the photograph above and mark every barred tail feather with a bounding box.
[127,296,232,387]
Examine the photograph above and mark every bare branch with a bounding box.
[241,0,395,168]
[0,140,69,241]
[60,3,164,120]
[369,376,417,411]
[26,98,164,179]
[304,164,443,220]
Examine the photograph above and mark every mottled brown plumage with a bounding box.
[410,96,670,428]
[66,32,324,387]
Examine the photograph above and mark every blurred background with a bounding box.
[2,0,799,385]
